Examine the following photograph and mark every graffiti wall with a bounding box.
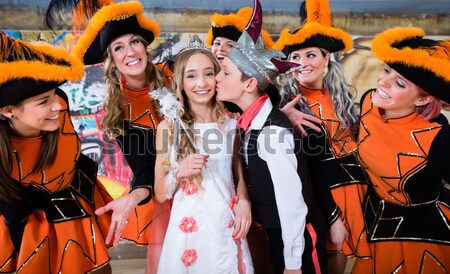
[3,30,449,197]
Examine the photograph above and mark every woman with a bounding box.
[352,27,450,274]
[0,32,113,274]
[205,6,274,63]
[71,1,170,246]
[153,46,253,273]
[273,0,370,272]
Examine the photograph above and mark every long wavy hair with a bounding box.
[163,48,224,185]
[0,113,59,202]
[279,49,359,136]
[102,36,164,140]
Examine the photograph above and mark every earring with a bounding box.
[10,114,14,118]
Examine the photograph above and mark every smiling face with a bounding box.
[181,52,218,108]
[109,34,148,81]
[373,66,429,118]
[211,37,237,63]
[289,47,329,89]
[1,89,62,138]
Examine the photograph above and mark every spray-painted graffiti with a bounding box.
[58,63,134,198]
[64,66,107,114]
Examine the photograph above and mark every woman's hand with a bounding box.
[329,218,349,251]
[176,154,209,180]
[280,94,322,137]
[95,188,149,247]
[230,198,252,240]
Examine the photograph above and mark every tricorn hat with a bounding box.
[71,1,160,65]
[205,7,274,49]
[371,27,450,104]
[272,0,353,56]
[0,32,84,107]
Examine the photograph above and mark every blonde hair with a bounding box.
[102,36,164,140]
[324,59,359,135]
[164,48,224,185]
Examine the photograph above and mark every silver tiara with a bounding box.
[178,35,211,54]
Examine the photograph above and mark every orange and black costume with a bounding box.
[70,1,172,245]
[0,31,113,273]
[355,91,450,273]
[299,86,369,257]
[119,78,159,194]
[353,27,450,273]
[117,79,162,244]
[0,93,113,273]
[273,0,369,258]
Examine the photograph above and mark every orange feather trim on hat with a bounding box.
[205,7,273,48]
[371,27,450,84]
[273,21,353,53]
[72,1,160,65]
[0,36,84,86]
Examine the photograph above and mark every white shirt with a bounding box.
[243,99,307,270]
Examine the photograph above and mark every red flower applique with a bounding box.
[181,178,199,196]
[182,249,197,267]
[178,217,198,233]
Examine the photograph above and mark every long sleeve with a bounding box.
[116,123,156,204]
[427,123,450,183]
[303,125,341,225]
[258,125,307,270]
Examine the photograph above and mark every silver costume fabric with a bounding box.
[227,31,285,90]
